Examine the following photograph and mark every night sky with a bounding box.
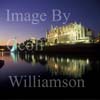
[0,0,100,45]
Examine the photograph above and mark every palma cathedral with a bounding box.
[46,22,94,45]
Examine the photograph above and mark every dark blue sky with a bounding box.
[0,0,100,45]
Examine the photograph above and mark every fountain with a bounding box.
[11,38,17,52]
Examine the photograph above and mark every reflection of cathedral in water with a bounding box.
[47,57,90,77]
[13,53,91,77]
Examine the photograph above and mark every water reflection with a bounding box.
[47,57,90,77]
[9,53,93,77]
[10,53,19,63]
[0,60,4,69]
[18,53,47,65]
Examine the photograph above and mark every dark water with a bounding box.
[0,52,100,99]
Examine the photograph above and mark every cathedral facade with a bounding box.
[46,22,94,45]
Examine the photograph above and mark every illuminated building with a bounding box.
[30,37,36,44]
[95,37,100,43]
[95,33,100,43]
[46,22,94,45]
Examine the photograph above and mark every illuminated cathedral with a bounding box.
[46,22,94,45]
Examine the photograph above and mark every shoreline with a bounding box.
[1,43,100,55]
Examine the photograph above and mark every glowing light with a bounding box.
[32,55,36,65]
[11,53,18,63]
[10,38,17,52]
[86,59,89,64]
[39,55,43,60]
[0,49,5,57]
[54,64,58,69]
[61,58,63,62]
[67,58,70,63]
[45,56,48,61]
[54,34,57,38]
